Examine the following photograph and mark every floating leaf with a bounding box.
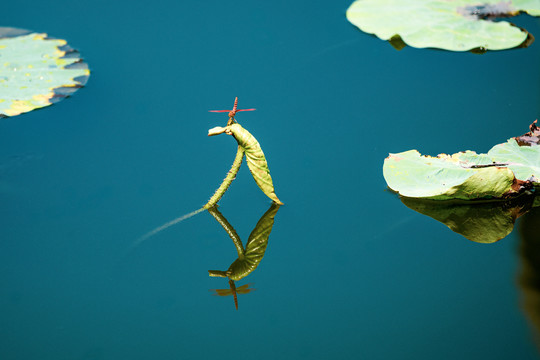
[346,0,540,52]
[489,139,540,180]
[401,195,537,243]
[383,122,540,200]
[227,123,283,204]
[0,27,89,117]
[383,150,517,199]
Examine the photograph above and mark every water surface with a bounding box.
[1,1,540,359]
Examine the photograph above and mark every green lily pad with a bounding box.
[346,0,540,51]
[383,122,540,200]
[489,139,540,180]
[0,27,89,117]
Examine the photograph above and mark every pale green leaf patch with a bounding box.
[383,122,540,200]
[0,27,89,117]
[488,139,540,180]
[346,0,540,52]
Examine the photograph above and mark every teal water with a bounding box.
[1,1,540,359]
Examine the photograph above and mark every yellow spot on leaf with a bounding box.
[33,93,53,102]
[5,100,35,116]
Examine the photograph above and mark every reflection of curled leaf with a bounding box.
[207,203,280,310]
[401,195,537,243]
[208,203,280,280]
[228,203,279,280]
[0,27,90,117]
[228,123,283,204]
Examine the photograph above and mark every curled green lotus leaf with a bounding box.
[0,27,89,117]
[346,0,540,52]
[227,123,283,204]
[383,122,540,200]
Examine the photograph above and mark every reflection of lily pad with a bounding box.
[401,195,537,243]
[383,122,540,200]
[346,0,540,51]
[0,27,90,117]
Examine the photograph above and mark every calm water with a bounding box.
[1,1,540,359]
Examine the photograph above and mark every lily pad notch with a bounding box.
[346,0,540,52]
[0,27,90,117]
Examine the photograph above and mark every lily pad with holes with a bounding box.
[383,121,540,200]
[346,0,540,52]
[0,27,89,117]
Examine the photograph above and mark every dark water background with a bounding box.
[1,1,540,359]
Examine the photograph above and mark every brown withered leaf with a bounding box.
[515,120,540,146]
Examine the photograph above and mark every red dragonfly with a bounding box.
[209,97,255,125]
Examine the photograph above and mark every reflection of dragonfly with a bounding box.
[207,203,280,310]
[210,282,256,310]
[209,97,255,125]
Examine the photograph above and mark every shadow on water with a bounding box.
[207,203,280,310]
[518,203,540,350]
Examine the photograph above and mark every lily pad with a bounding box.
[346,0,540,51]
[383,121,540,200]
[0,27,89,117]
